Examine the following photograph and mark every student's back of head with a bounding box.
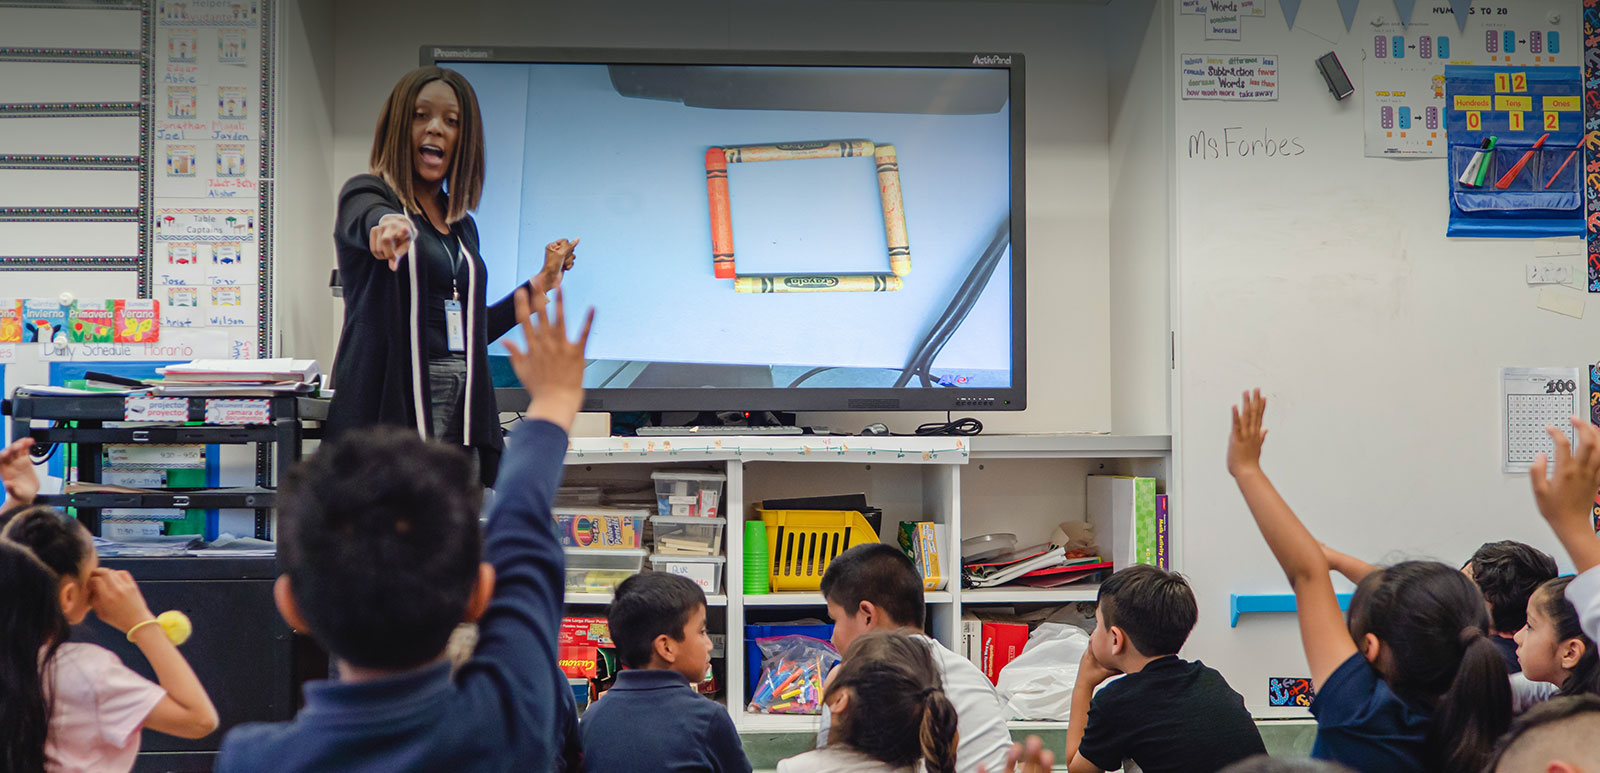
[820,542,925,652]
[0,540,70,773]
[824,632,958,773]
[1468,540,1559,635]
[1491,694,1600,771]
[1219,756,1354,773]
[1096,564,1198,657]
[1348,560,1511,771]
[278,426,483,670]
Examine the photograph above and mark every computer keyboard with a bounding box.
[635,425,804,436]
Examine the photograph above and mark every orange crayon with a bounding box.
[706,148,735,278]
[875,144,910,277]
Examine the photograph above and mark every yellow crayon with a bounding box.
[724,139,875,163]
[875,144,910,277]
[734,274,903,293]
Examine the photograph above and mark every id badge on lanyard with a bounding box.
[444,299,465,352]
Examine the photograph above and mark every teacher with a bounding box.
[327,66,578,484]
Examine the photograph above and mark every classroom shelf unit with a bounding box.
[555,432,1172,732]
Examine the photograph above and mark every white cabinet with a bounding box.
[558,433,1170,732]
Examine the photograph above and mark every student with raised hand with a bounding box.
[1228,389,1510,771]
[217,288,593,772]
[778,632,959,773]
[1527,417,1600,645]
[1513,575,1600,711]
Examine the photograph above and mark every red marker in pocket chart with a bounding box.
[1495,133,1548,189]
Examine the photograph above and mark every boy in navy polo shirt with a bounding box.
[217,289,592,772]
[580,573,750,772]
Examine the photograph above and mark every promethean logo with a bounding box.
[433,48,490,60]
[784,276,838,288]
[972,55,1012,65]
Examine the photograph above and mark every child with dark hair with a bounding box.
[217,289,592,771]
[0,439,219,771]
[578,572,749,772]
[1229,390,1511,772]
[1513,575,1600,710]
[1469,540,1560,673]
[819,542,1012,773]
[778,632,960,773]
[1489,693,1600,771]
[1062,564,1264,773]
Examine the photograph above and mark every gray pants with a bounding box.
[428,356,467,444]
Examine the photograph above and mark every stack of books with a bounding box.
[151,359,320,396]
[961,545,1112,589]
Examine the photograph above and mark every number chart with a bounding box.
[1364,3,1575,159]
[1444,65,1583,238]
[1503,367,1585,473]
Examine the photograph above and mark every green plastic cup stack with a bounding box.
[743,520,770,595]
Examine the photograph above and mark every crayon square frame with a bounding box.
[704,140,910,293]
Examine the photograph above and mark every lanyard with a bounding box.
[433,230,462,302]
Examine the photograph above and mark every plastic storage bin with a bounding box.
[744,623,834,700]
[652,470,726,517]
[649,554,725,594]
[651,516,725,556]
[564,548,648,594]
[553,507,647,549]
[760,509,880,591]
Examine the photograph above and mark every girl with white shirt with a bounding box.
[780,632,959,773]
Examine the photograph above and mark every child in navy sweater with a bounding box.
[218,289,592,772]
[580,572,750,772]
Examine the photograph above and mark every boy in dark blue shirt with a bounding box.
[218,289,593,772]
[580,573,751,772]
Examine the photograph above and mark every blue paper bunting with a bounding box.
[1392,0,1416,27]
[1449,0,1471,32]
[1277,0,1302,30]
[1336,0,1360,31]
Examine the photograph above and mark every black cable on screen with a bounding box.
[895,220,1011,389]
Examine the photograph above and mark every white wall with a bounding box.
[270,0,1146,435]
[1106,0,1172,436]
[1171,1,1587,714]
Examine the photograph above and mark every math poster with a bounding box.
[1364,3,1576,158]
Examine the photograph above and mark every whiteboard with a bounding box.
[0,62,140,103]
[0,117,140,156]
[1171,1,1591,715]
[0,7,140,49]
[0,222,138,256]
[0,170,138,207]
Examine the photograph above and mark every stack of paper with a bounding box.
[151,359,320,396]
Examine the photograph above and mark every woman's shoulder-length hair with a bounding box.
[368,65,485,224]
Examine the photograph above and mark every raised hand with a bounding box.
[538,237,579,290]
[0,437,39,507]
[1228,388,1269,478]
[369,213,415,271]
[501,287,593,432]
[1529,417,1600,572]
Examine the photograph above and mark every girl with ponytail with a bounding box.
[0,437,218,771]
[1230,391,1510,771]
[1512,575,1600,708]
[778,632,960,773]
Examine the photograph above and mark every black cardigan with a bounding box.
[326,174,529,484]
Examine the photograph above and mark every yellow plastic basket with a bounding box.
[760,509,880,592]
